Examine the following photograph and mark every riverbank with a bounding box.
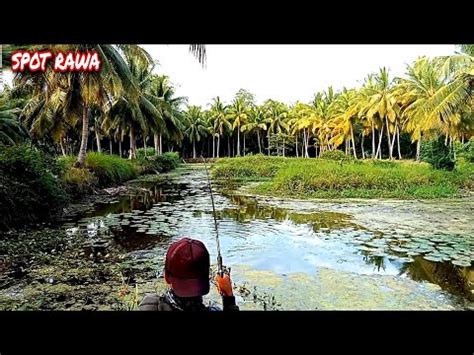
[1,165,472,310]
[213,155,474,199]
[0,144,181,231]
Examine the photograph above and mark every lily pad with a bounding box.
[423,254,443,263]
[390,246,409,253]
[452,259,472,267]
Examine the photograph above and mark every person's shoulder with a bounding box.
[138,293,165,311]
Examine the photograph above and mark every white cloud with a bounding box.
[142,44,456,107]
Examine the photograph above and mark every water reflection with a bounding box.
[68,167,473,307]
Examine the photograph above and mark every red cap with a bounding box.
[164,238,210,297]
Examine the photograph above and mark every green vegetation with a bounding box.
[136,149,181,174]
[1,44,474,227]
[213,156,474,199]
[59,153,139,194]
[0,144,66,229]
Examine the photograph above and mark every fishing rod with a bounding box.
[201,156,225,277]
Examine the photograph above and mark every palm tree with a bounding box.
[8,44,206,165]
[262,99,289,156]
[210,96,230,157]
[148,75,187,156]
[104,53,164,159]
[227,96,250,156]
[242,106,268,154]
[184,105,207,158]
[0,92,29,145]
[11,44,148,166]
[331,88,359,159]
[362,68,400,159]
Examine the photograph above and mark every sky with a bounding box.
[2,45,457,105]
[141,45,457,107]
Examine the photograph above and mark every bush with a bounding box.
[58,153,138,190]
[455,138,474,164]
[137,152,181,174]
[136,147,156,161]
[420,137,455,170]
[320,150,354,162]
[0,144,67,229]
[61,167,97,195]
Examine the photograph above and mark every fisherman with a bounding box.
[139,237,239,311]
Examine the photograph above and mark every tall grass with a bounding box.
[213,156,474,199]
[58,153,138,192]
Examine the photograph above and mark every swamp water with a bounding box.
[1,165,473,310]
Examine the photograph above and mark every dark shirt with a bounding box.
[138,290,239,311]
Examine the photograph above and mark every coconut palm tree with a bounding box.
[184,105,207,158]
[0,92,29,145]
[227,96,250,156]
[262,99,289,156]
[241,106,268,154]
[148,75,187,155]
[362,68,400,159]
[209,96,230,158]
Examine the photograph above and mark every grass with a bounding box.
[58,153,139,194]
[212,155,474,199]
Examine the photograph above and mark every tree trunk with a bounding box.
[109,140,113,155]
[371,123,376,159]
[305,128,309,158]
[361,134,365,159]
[159,134,162,155]
[193,140,196,159]
[416,138,421,162]
[217,135,220,158]
[376,124,384,159]
[257,130,262,154]
[295,133,299,158]
[212,136,215,158]
[305,130,310,158]
[396,125,402,160]
[390,123,397,159]
[385,117,393,159]
[119,140,122,158]
[76,105,89,167]
[350,124,357,159]
[95,130,101,153]
[243,134,246,156]
[129,126,136,159]
[267,130,271,156]
[228,136,231,157]
[154,133,159,156]
[236,124,241,156]
[60,139,66,157]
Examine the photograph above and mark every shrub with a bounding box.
[420,137,455,170]
[0,144,67,229]
[137,152,181,174]
[58,153,138,190]
[136,147,156,161]
[319,150,354,162]
[61,167,97,195]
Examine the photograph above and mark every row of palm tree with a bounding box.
[181,47,474,160]
[1,44,473,161]
[1,44,205,165]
